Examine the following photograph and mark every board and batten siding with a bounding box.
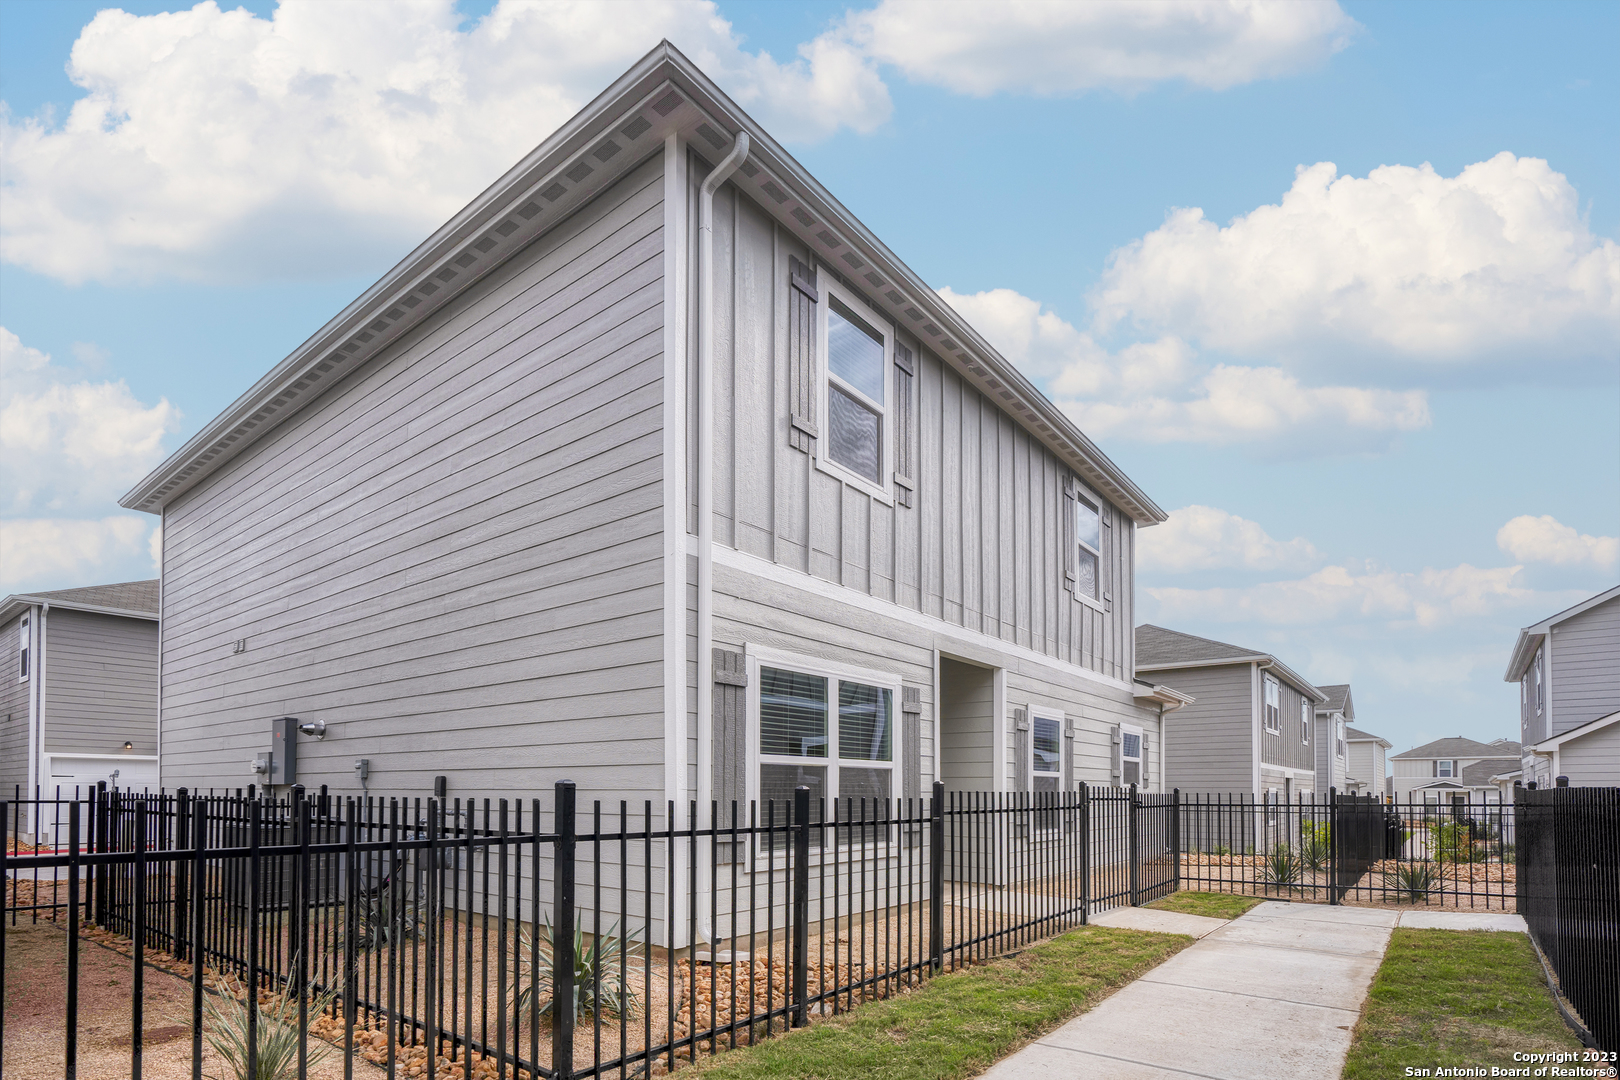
[158,152,670,806]
[40,609,158,757]
[1258,675,1314,774]
[700,168,1135,684]
[1,612,29,793]
[1153,665,1255,795]
[1549,597,1620,736]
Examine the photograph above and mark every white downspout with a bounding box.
[695,131,750,948]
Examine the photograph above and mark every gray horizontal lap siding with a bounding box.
[1559,723,1620,784]
[1152,664,1255,795]
[703,172,1133,683]
[158,153,669,806]
[1550,599,1620,735]
[1,613,29,793]
[41,609,158,756]
[1005,665,1161,791]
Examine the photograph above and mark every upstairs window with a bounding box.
[1301,700,1311,744]
[18,615,28,681]
[1075,494,1101,600]
[820,285,892,494]
[1263,675,1281,732]
[1336,717,1346,759]
[1436,759,1456,778]
[1534,650,1543,715]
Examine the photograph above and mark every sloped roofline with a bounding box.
[1504,583,1620,682]
[120,42,1165,527]
[1345,727,1393,749]
[0,593,159,625]
[1525,707,1620,753]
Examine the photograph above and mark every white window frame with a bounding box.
[1436,759,1456,778]
[1029,707,1065,832]
[1300,700,1311,744]
[1119,722,1144,789]
[745,644,902,840]
[18,615,29,682]
[814,278,895,504]
[1534,650,1543,715]
[1263,675,1281,733]
[1073,491,1103,604]
[1336,717,1346,759]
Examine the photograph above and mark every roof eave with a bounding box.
[0,594,159,624]
[119,41,1166,527]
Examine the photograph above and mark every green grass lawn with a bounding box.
[1342,929,1583,1079]
[1145,890,1262,920]
[692,925,1190,1080]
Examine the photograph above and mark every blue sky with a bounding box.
[2,0,1616,758]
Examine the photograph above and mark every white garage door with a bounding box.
[38,755,160,846]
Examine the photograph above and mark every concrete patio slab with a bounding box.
[1138,937,1382,1010]
[1397,910,1526,932]
[1039,979,1358,1080]
[1090,906,1228,938]
[1210,913,1393,958]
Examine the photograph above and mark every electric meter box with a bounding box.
[269,717,297,786]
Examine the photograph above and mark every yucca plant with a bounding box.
[201,968,339,1080]
[1210,844,1231,857]
[1389,861,1440,903]
[340,880,424,953]
[1299,821,1332,873]
[1263,843,1301,890]
[516,918,640,1022]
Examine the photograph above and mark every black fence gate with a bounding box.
[1331,794,1385,903]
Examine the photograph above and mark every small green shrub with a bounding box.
[1299,821,1331,872]
[517,918,641,1022]
[342,880,425,952]
[1263,843,1301,889]
[1429,821,1483,863]
[201,968,338,1080]
[1210,844,1231,856]
[1389,861,1440,903]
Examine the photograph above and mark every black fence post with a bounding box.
[1328,787,1339,906]
[1079,782,1090,923]
[552,780,577,1080]
[132,802,147,1080]
[94,780,108,927]
[791,785,810,1028]
[190,797,206,1080]
[174,789,189,961]
[929,780,944,972]
[67,799,81,1080]
[1172,789,1182,894]
[1127,784,1140,907]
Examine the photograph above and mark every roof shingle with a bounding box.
[27,580,159,615]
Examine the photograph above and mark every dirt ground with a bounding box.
[3,923,383,1080]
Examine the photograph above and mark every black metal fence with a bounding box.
[1517,786,1619,1054]
[3,779,1177,1080]
[1177,790,1518,908]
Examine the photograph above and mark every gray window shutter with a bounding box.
[893,342,915,507]
[902,686,923,845]
[1014,708,1031,792]
[712,648,748,860]
[788,256,819,452]
[1063,718,1075,791]
[1139,731,1148,791]
[1061,476,1077,593]
[1110,724,1123,787]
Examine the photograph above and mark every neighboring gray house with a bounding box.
[117,45,1176,940]
[1135,625,1326,800]
[1313,683,1353,794]
[1505,584,1620,787]
[1345,725,1392,800]
[1,580,160,837]
[1390,737,1520,805]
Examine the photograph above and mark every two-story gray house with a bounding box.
[1,580,160,839]
[116,45,1176,939]
[1505,584,1620,787]
[1344,725,1392,799]
[1134,625,1326,801]
[1389,736,1520,805]
[1313,684,1354,794]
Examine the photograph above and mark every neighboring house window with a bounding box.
[1534,650,1543,715]
[1301,700,1311,744]
[757,663,894,831]
[1336,718,1346,759]
[1436,759,1456,778]
[819,284,892,493]
[1263,675,1280,733]
[1032,715,1062,794]
[17,616,29,681]
[1074,494,1101,600]
[1119,724,1143,787]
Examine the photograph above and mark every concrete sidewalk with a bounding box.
[980,903,1527,1080]
[981,901,1395,1080]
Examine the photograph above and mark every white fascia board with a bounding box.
[1505,584,1620,681]
[1132,681,1194,706]
[1140,655,1324,703]
[0,596,158,624]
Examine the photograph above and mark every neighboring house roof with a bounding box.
[1132,679,1196,708]
[0,579,160,624]
[1391,736,1514,760]
[1487,738,1521,754]
[1524,707,1620,753]
[1504,583,1620,682]
[1316,684,1353,715]
[1458,758,1518,787]
[1345,726,1393,749]
[118,42,1166,530]
[1134,625,1326,702]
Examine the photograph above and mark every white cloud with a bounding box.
[1147,561,1552,630]
[845,0,1358,95]
[1094,153,1620,369]
[0,0,889,284]
[0,516,152,592]
[149,522,163,575]
[0,327,180,514]
[1139,505,1320,573]
[939,286,1429,451]
[1497,515,1619,572]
